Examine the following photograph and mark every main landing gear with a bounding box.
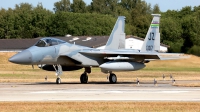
[53,65,63,84]
[52,65,117,84]
[80,67,91,84]
[109,73,117,84]
[102,69,117,84]
[80,73,88,83]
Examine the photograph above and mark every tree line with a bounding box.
[0,0,200,55]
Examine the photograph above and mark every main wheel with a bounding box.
[109,73,117,84]
[56,78,61,84]
[80,73,88,84]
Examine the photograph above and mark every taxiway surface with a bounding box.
[0,81,200,101]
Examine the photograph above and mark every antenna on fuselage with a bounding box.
[74,42,75,45]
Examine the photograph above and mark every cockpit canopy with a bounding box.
[35,38,66,47]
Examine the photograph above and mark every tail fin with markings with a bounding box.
[105,16,126,50]
[141,14,161,52]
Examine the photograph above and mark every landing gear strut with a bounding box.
[53,65,63,84]
[109,73,117,84]
[80,67,91,84]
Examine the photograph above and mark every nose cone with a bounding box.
[9,50,32,64]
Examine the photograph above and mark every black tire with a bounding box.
[80,73,88,84]
[56,78,61,84]
[109,73,117,84]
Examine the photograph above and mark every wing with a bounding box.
[79,49,187,61]
[79,49,160,60]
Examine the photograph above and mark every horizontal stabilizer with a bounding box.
[158,54,190,60]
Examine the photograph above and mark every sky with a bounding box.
[0,0,200,12]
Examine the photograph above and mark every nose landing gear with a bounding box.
[53,65,63,84]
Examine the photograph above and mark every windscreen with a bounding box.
[35,40,46,47]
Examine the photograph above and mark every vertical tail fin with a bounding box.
[141,14,161,52]
[105,16,125,50]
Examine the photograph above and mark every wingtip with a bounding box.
[118,16,126,19]
[151,14,161,17]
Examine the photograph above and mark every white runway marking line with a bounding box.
[29,90,124,94]
[161,91,189,93]
[29,90,190,94]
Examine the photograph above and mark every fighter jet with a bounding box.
[9,14,185,84]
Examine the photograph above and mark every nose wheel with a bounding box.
[80,73,88,83]
[109,73,117,84]
[56,77,61,84]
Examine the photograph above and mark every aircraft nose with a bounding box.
[9,50,32,64]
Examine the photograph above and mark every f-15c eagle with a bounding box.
[9,14,185,84]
